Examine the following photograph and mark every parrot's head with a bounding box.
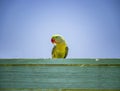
[51,34,66,45]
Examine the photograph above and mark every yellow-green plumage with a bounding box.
[51,34,68,59]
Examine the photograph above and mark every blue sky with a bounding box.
[0,0,120,58]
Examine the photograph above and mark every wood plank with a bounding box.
[0,59,120,90]
[0,88,120,91]
[0,67,120,88]
[0,59,120,64]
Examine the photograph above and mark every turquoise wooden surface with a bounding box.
[0,59,120,90]
[0,58,120,64]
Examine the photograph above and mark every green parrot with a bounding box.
[51,34,68,59]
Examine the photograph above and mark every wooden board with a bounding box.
[0,59,120,91]
[0,58,120,64]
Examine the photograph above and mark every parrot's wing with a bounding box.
[64,46,68,58]
[52,46,56,58]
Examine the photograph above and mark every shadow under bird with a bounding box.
[51,34,68,59]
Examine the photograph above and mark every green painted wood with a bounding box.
[0,59,120,90]
[0,89,61,91]
[0,58,120,64]
[0,88,120,91]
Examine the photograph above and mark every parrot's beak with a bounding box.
[51,38,56,44]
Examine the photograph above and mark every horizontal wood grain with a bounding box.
[0,58,120,64]
[0,88,120,91]
[0,59,120,90]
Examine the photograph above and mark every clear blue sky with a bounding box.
[0,0,120,58]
